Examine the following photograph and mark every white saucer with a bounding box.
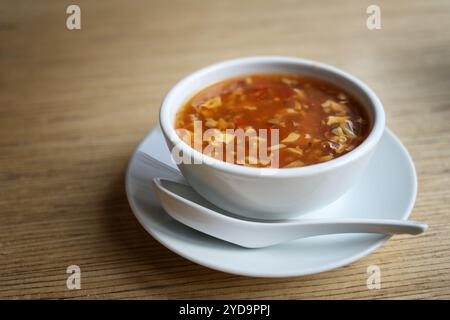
[125,126,417,277]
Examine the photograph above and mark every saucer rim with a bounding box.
[125,127,417,277]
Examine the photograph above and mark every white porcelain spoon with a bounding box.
[152,178,427,248]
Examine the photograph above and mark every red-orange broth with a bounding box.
[174,74,370,168]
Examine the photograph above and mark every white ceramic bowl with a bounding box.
[159,56,385,220]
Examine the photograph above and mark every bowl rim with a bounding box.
[159,56,385,178]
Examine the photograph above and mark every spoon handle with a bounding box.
[237,219,428,248]
[280,219,427,237]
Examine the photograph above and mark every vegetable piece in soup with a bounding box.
[174,74,370,168]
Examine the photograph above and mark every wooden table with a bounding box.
[1,0,449,299]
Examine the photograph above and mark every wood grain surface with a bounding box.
[1,0,449,299]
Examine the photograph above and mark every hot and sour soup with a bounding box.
[174,74,370,168]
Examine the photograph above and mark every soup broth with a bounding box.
[174,73,370,168]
